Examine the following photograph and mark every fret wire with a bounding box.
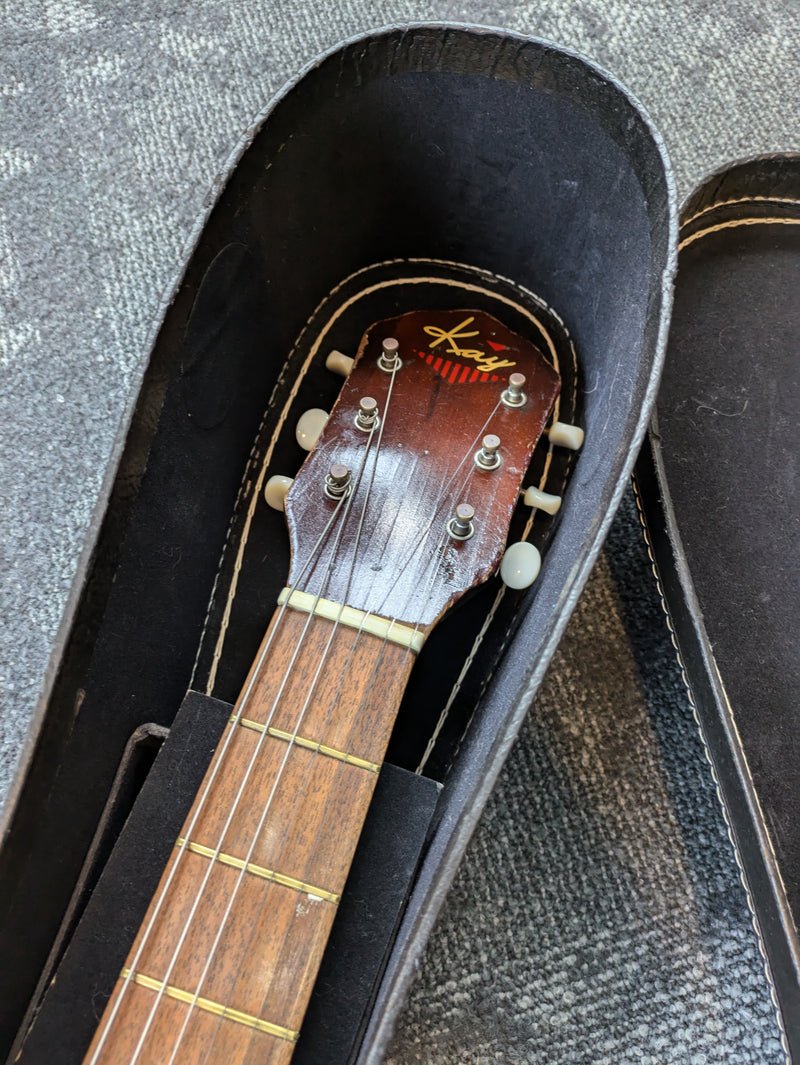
[86,493,351,1065]
[165,365,402,1065]
[235,715,381,773]
[186,363,506,1065]
[174,838,340,903]
[120,969,300,1043]
[232,384,500,1065]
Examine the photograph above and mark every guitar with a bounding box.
[82,308,568,1065]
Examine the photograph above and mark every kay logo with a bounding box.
[422,316,516,374]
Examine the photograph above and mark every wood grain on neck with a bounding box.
[84,607,415,1065]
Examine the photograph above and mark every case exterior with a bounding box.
[636,154,800,1061]
[0,26,675,1064]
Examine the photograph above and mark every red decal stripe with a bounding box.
[469,369,480,382]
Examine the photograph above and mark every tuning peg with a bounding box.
[523,485,562,515]
[500,541,541,589]
[501,372,526,408]
[264,475,294,511]
[548,421,584,450]
[326,350,354,377]
[296,408,329,451]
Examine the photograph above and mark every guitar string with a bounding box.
[194,387,513,1062]
[232,359,563,1059]
[118,356,512,1060]
[85,496,352,1065]
[191,442,416,1065]
[122,413,385,1065]
[414,433,559,774]
[215,400,509,1063]
[415,312,574,776]
[161,365,402,1065]
[105,426,375,1064]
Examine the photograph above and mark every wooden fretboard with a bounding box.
[84,608,415,1065]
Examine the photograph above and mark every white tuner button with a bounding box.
[548,421,584,450]
[264,475,294,511]
[523,486,562,515]
[296,408,328,451]
[500,541,541,590]
[326,350,354,377]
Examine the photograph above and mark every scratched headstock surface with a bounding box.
[284,310,560,635]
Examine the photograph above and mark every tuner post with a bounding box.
[324,463,352,500]
[378,336,401,373]
[501,372,527,408]
[448,503,475,541]
[355,396,380,432]
[475,433,501,470]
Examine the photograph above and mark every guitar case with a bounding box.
[0,26,675,1065]
[635,154,800,1061]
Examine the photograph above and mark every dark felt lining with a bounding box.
[0,27,672,1060]
[13,693,441,1065]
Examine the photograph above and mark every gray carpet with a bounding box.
[1,1,798,1061]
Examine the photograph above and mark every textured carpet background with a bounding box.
[1,2,798,1062]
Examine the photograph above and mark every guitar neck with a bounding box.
[83,306,564,1064]
[85,606,416,1065]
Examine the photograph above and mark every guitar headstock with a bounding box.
[283,309,561,640]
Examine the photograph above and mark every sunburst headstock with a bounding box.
[283,309,561,639]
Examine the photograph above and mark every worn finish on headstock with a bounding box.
[285,310,560,635]
[84,312,562,1065]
